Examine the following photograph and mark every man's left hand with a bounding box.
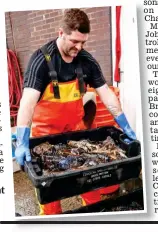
[114,113,137,140]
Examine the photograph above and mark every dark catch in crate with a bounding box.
[24,126,141,204]
[31,136,128,173]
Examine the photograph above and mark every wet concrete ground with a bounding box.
[13,170,143,217]
[14,171,39,216]
[13,171,85,216]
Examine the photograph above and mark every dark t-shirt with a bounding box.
[24,39,106,97]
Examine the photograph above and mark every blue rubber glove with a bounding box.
[15,127,31,165]
[114,113,137,141]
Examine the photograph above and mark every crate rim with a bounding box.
[25,154,141,186]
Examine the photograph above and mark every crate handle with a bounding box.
[119,134,136,145]
[119,134,141,158]
[24,161,55,188]
[24,161,36,175]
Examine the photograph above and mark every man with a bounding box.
[15,8,136,215]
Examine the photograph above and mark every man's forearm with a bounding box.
[96,84,136,140]
[17,88,41,127]
[17,100,35,127]
[95,84,122,117]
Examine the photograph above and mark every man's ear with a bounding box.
[59,28,64,38]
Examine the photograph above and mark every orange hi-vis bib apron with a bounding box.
[31,47,119,215]
[32,78,85,137]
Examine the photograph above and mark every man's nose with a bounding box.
[75,43,82,51]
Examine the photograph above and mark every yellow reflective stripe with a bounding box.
[42,81,81,102]
[45,54,51,62]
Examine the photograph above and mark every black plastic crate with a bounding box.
[24,126,142,204]
[64,188,144,214]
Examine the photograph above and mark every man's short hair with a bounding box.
[60,8,90,34]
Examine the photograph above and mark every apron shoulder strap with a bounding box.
[41,44,60,99]
[75,61,86,96]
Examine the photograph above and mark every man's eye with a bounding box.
[70,40,86,46]
[71,40,77,43]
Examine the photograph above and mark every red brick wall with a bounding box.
[5,7,112,85]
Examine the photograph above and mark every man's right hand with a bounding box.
[15,127,31,166]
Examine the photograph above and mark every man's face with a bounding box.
[59,29,89,58]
